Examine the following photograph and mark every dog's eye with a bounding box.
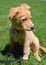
[22,18,27,21]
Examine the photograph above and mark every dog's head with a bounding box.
[8,4,34,31]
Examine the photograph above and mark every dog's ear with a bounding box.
[21,4,31,10]
[8,7,19,19]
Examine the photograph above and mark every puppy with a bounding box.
[8,4,46,61]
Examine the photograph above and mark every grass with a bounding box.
[0,0,46,65]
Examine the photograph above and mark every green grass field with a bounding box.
[0,0,46,65]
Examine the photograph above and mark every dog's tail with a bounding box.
[40,46,46,53]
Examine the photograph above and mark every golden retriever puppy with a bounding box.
[8,4,46,61]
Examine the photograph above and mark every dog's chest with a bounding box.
[25,31,35,42]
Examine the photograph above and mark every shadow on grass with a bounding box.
[0,43,24,65]
[1,42,23,59]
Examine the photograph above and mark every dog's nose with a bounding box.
[31,26,34,30]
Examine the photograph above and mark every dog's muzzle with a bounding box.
[25,26,34,31]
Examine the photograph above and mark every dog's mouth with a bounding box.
[25,28,34,31]
[23,25,34,31]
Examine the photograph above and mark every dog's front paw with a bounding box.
[23,55,28,60]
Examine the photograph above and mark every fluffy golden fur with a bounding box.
[8,4,46,61]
